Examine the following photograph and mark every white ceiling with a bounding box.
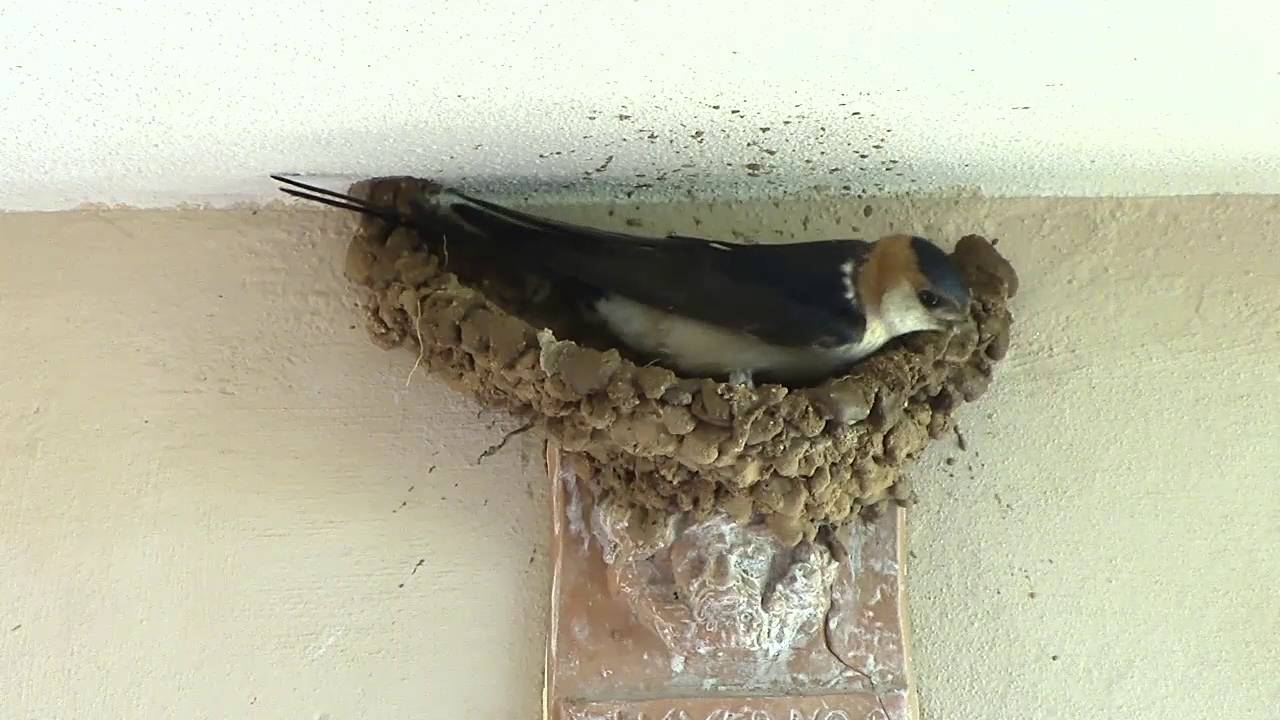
[3,0,1279,211]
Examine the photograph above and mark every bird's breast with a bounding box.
[593,294,881,381]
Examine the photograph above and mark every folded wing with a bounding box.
[441,191,870,348]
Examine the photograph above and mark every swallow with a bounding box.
[272,175,971,387]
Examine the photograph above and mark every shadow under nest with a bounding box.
[341,177,1020,545]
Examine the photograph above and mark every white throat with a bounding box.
[877,281,940,338]
[849,311,891,358]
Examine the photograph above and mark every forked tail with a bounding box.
[270,175,407,225]
[271,173,657,252]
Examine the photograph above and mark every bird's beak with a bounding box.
[941,304,971,328]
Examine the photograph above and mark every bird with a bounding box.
[272,175,971,387]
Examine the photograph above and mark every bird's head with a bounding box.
[860,234,971,337]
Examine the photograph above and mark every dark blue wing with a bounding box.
[440,192,869,348]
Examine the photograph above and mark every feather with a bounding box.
[273,175,872,349]
[443,197,872,348]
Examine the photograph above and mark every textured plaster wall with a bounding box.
[4,1,1280,211]
[2,196,1277,718]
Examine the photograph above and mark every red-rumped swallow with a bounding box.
[273,175,970,387]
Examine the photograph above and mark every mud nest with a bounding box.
[341,177,1019,544]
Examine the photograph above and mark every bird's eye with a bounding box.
[917,289,942,308]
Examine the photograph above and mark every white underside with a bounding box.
[595,294,889,381]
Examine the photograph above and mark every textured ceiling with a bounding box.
[3,0,1279,210]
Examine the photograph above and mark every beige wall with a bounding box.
[2,195,1277,718]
